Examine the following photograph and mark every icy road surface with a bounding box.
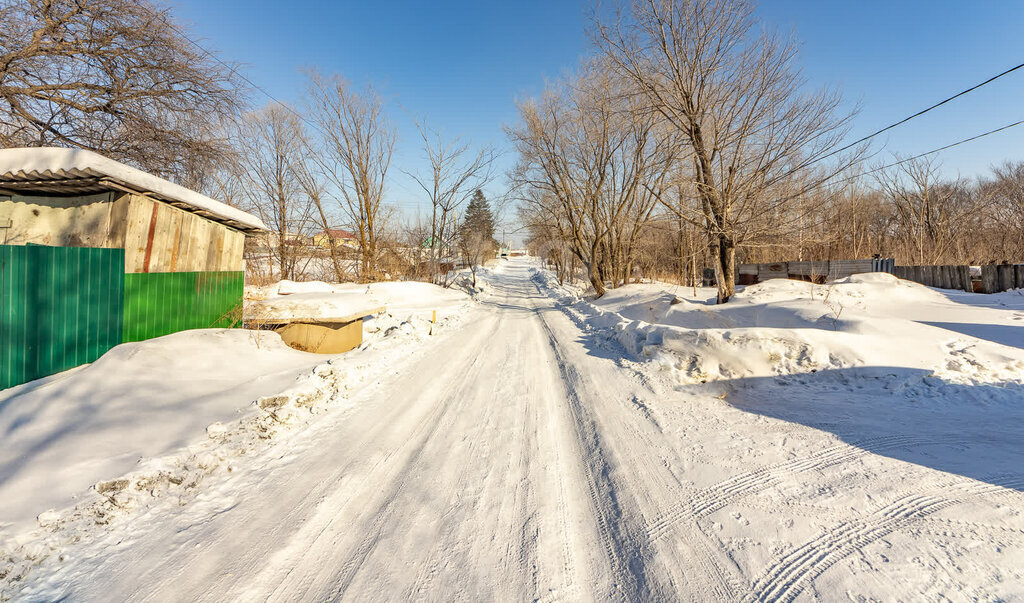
[18,262,1024,601]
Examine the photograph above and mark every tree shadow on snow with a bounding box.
[720,367,1024,492]
[919,321,1024,350]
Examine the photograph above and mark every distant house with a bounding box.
[0,147,267,389]
[313,228,359,249]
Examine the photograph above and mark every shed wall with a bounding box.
[0,192,129,247]
[123,271,243,343]
[1,245,124,390]
[122,194,245,273]
[0,192,246,273]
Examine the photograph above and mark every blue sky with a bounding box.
[171,0,1024,220]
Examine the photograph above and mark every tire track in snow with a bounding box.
[234,312,504,602]
[645,434,964,543]
[320,332,508,599]
[536,310,659,601]
[744,475,1024,603]
[536,278,745,601]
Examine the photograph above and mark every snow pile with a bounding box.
[0,330,326,540]
[0,352,363,592]
[0,294,473,595]
[247,280,472,322]
[532,269,1024,394]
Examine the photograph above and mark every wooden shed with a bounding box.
[0,147,267,389]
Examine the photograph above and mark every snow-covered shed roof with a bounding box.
[0,147,267,233]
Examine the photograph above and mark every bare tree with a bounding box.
[406,121,495,285]
[236,104,313,281]
[306,72,395,280]
[875,155,977,264]
[982,161,1024,260]
[509,62,676,296]
[594,0,858,302]
[291,138,347,283]
[0,0,245,186]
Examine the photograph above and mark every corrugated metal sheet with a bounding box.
[828,259,874,280]
[758,263,789,280]
[123,271,243,342]
[1,244,124,390]
[788,261,830,277]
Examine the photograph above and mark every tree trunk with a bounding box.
[713,234,736,303]
[588,260,606,297]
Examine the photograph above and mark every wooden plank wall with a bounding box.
[893,264,1024,293]
[123,195,245,273]
[1,192,246,274]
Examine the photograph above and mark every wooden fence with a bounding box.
[718,258,1023,294]
[894,264,1024,293]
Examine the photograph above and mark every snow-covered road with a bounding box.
[16,261,1024,601]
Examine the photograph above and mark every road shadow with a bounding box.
[719,367,1024,492]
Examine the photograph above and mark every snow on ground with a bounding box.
[0,330,325,539]
[531,267,1024,600]
[0,281,473,596]
[542,271,1024,389]
[3,260,1023,601]
[246,279,473,324]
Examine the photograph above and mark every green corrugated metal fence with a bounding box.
[123,271,243,343]
[1,245,125,390]
[2,244,245,390]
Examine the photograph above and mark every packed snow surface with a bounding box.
[0,330,325,539]
[247,279,471,321]
[0,147,266,231]
[3,260,1023,601]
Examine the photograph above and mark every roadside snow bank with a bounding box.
[0,298,473,595]
[0,330,325,539]
[247,280,472,323]
[532,269,1024,393]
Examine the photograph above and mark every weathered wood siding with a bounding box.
[0,192,246,273]
[121,195,245,273]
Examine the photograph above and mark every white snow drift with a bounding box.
[535,269,1024,392]
[0,280,472,595]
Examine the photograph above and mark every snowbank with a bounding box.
[0,330,325,539]
[247,280,472,323]
[0,294,474,593]
[533,269,1024,394]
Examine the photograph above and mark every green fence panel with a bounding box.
[122,271,243,343]
[1,244,125,390]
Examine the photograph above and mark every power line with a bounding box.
[832,117,1024,187]
[801,61,1024,171]
[162,17,323,133]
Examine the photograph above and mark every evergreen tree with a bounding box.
[459,189,497,286]
[461,189,496,246]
